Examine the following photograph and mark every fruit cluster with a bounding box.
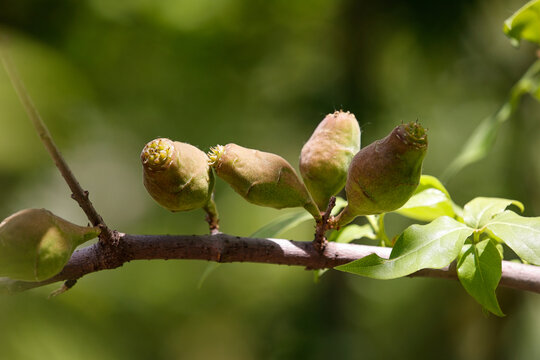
[140,111,428,228]
[0,111,427,283]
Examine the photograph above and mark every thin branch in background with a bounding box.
[2,233,539,295]
[0,35,113,243]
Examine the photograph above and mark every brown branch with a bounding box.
[313,196,336,252]
[0,36,538,297]
[1,233,540,294]
[0,38,112,241]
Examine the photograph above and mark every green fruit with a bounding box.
[300,110,361,210]
[0,208,100,281]
[335,122,427,227]
[208,144,321,220]
[141,138,215,212]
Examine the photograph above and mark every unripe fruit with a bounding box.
[335,122,427,227]
[0,209,100,281]
[208,144,321,220]
[141,138,215,212]
[300,111,361,210]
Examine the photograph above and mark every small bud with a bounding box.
[335,122,427,227]
[209,144,321,220]
[0,209,100,281]
[141,138,215,212]
[300,111,361,210]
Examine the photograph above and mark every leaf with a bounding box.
[457,239,504,316]
[443,112,505,181]
[395,175,455,221]
[485,211,540,265]
[463,197,524,228]
[515,60,540,102]
[418,174,451,197]
[250,210,312,238]
[332,196,348,216]
[313,269,328,283]
[197,262,221,289]
[503,0,540,46]
[328,224,376,243]
[442,60,540,180]
[335,217,474,279]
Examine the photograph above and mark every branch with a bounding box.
[313,196,336,252]
[1,233,540,294]
[0,38,112,241]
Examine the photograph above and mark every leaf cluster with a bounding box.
[335,175,540,316]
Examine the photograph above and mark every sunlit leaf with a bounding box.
[328,224,376,243]
[332,196,348,216]
[335,217,474,279]
[418,174,450,197]
[457,239,504,317]
[395,175,455,221]
[503,0,540,46]
[463,197,524,228]
[485,210,540,265]
[250,210,312,238]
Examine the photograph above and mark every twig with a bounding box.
[2,232,539,294]
[203,195,220,235]
[313,196,336,252]
[0,36,112,242]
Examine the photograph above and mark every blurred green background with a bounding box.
[1,0,540,359]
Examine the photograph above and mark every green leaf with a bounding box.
[485,211,540,265]
[395,175,455,221]
[521,62,540,102]
[443,112,505,181]
[250,210,312,238]
[413,174,450,196]
[503,0,540,46]
[463,197,524,228]
[197,262,221,289]
[332,196,348,216]
[457,239,504,317]
[313,269,328,283]
[328,224,376,243]
[443,60,540,180]
[335,217,474,279]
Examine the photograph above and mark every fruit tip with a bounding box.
[207,145,225,167]
[403,121,427,144]
[141,138,174,169]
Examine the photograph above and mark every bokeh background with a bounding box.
[1,0,540,359]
